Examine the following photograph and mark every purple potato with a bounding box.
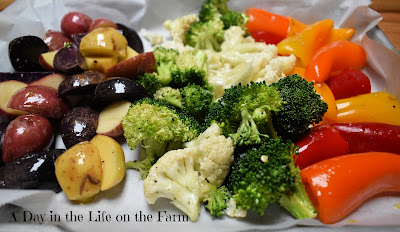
[58,70,107,97]
[53,44,87,74]
[8,36,49,72]
[71,32,88,47]
[60,107,99,148]
[0,149,65,191]
[91,77,148,108]
[117,23,144,54]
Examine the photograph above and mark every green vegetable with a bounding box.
[220,11,248,30]
[186,20,225,52]
[204,81,283,146]
[186,0,248,52]
[203,185,229,217]
[271,74,328,142]
[122,98,200,178]
[138,47,208,94]
[154,84,213,123]
[226,138,317,218]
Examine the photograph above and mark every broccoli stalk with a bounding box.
[203,185,229,217]
[278,167,318,219]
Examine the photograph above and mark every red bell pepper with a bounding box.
[301,152,400,224]
[246,8,289,45]
[329,122,400,155]
[325,69,371,100]
[294,125,349,169]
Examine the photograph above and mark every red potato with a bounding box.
[38,50,57,71]
[29,73,67,90]
[2,114,53,164]
[89,18,118,32]
[104,51,156,79]
[0,80,28,120]
[96,100,132,138]
[326,69,371,100]
[61,12,92,39]
[43,30,72,51]
[8,85,70,119]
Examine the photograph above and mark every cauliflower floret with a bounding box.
[143,148,204,221]
[253,54,296,84]
[184,123,234,187]
[205,26,296,99]
[164,14,199,43]
[143,123,234,221]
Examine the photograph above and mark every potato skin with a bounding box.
[2,114,54,164]
[60,107,99,148]
[0,149,65,190]
[58,70,107,97]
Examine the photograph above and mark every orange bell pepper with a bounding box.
[304,40,366,83]
[246,8,289,44]
[277,19,333,67]
[327,28,355,43]
[301,152,400,224]
[313,82,337,122]
[335,92,400,126]
[287,17,307,37]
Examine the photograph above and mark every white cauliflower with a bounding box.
[163,14,199,44]
[143,123,234,221]
[206,26,297,99]
[225,198,247,218]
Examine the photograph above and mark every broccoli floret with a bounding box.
[122,98,201,178]
[154,84,213,122]
[153,86,183,108]
[138,73,163,96]
[169,50,208,88]
[203,185,229,217]
[182,84,213,121]
[186,20,225,52]
[271,74,328,142]
[138,47,209,95]
[204,81,283,146]
[199,0,230,22]
[226,138,317,218]
[220,11,248,30]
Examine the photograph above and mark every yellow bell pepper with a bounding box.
[336,92,400,126]
[327,28,355,43]
[277,19,333,67]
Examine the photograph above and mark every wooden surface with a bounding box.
[0,0,399,51]
[371,0,400,52]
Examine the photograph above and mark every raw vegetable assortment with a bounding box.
[0,0,399,226]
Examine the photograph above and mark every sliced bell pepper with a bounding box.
[287,17,354,43]
[294,125,349,169]
[327,28,355,43]
[304,40,367,83]
[277,19,333,67]
[246,8,289,45]
[329,122,400,155]
[326,69,371,100]
[335,92,400,126]
[301,152,400,224]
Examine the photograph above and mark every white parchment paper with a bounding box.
[1,0,400,231]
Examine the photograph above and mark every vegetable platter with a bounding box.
[1,0,400,231]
